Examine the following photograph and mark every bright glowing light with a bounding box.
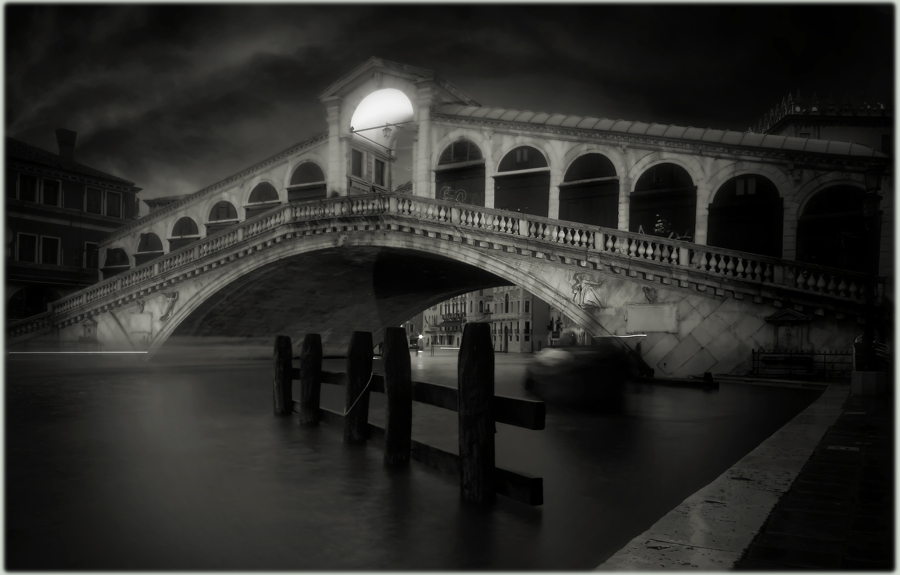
[350,88,413,149]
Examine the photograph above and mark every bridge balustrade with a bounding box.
[29,190,882,339]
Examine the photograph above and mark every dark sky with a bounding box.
[5,4,895,202]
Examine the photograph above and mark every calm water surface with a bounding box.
[6,350,820,570]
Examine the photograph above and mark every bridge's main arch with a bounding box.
[150,232,631,358]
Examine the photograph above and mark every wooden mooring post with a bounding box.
[383,327,412,467]
[458,322,495,504]
[344,331,373,445]
[273,335,293,416]
[298,333,323,426]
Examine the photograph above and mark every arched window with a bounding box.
[245,182,281,219]
[560,153,618,228]
[134,232,164,266]
[495,146,550,217]
[288,163,327,202]
[505,293,510,314]
[206,201,239,235]
[630,163,696,241]
[797,185,866,272]
[436,140,485,206]
[479,300,484,313]
[169,217,200,251]
[708,175,783,258]
[102,247,129,278]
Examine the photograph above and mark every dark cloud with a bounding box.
[5,4,893,202]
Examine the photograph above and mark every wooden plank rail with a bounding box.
[291,369,545,430]
[298,402,543,506]
[282,329,546,506]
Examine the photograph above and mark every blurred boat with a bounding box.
[524,341,634,405]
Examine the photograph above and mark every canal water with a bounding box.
[6,349,821,570]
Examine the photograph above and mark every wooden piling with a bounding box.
[273,335,293,416]
[298,333,323,426]
[344,331,374,445]
[383,327,412,467]
[457,322,496,504]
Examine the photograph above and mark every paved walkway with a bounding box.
[597,381,894,570]
[734,387,894,570]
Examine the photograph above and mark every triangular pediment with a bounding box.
[317,56,478,106]
[765,308,812,324]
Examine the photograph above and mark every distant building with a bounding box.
[417,287,552,353]
[6,129,141,320]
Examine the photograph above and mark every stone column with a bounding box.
[415,85,434,197]
[694,184,711,245]
[325,99,343,197]
[548,164,562,220]
[617,176,632,231]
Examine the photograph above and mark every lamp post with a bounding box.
[860,164,886,371]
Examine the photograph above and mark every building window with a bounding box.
[86,188,103,214]
[515,147,529,164]
[17,233,37,262]
[525,300,530,313]
[105,191,122,217]
[351,149,363,178]
[374,159,385,186]
[40,236,60,265]
[42,179,61,206]
[19,174,37,202]
[84,242,99,269]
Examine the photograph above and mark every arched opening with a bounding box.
[797,185,866,272]
[245,182,281,219]
[102,247,130,278]
[206,201,239,235]
[169,217,200,251]
[559,153,618,227]
[349,88,414,195]
[7,285,61,320]
[134,232,165,266]
[478,300,484,313]
[494,146,550,217]
[435,139,485,206]
[708,175,783,257]
[288,163,327,202]
[630,163,696,240]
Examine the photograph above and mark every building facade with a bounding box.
[6,130,141,320]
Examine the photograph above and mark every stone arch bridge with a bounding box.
[10,192,880,378]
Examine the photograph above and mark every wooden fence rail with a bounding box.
[274,326,545,506]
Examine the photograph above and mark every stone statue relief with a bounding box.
[572,273,604,309]
[159,292,179,322]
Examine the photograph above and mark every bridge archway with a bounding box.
[147,232,626,359]
[435,139,485,206]
[494,146,551,217]
[205,200,239,236]
[287,162,327,202]
[134,232,165,266]
[169,217,201,251]
[796,184,867,272]
[559,152,619,228]
[244,182,281,219]
[707,175,783,258]
[630,162,697,241]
